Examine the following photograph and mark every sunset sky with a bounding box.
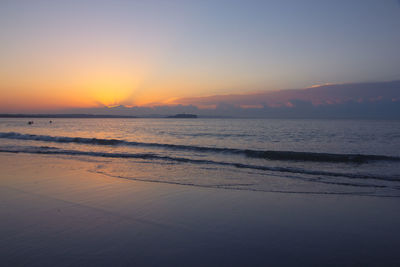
[1,0,400,112]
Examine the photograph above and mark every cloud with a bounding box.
[171,80,400,108]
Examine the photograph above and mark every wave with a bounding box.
[1,145,399,182]
[93,170,400,198]
[1,131,399,163]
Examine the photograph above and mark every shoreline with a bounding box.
[1,153,400,266]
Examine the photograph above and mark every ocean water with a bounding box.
[0,118,399,197]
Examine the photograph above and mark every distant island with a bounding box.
[166,114,198,118]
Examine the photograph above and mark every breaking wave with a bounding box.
[1,131,399,163]
[0,145,399,182]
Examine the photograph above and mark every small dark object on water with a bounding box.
[27,121,34,125]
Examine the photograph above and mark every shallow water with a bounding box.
[1,118,399,197]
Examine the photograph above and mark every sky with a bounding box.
[1,0,400,112]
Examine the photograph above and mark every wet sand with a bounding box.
[1,153,400,266]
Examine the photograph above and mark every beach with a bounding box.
[1,152,400,266]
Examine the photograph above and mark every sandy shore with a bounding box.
[1,153,400,266]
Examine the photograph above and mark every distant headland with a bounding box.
[0,113,199,119]
[0,114,138,118]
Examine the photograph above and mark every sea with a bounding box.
[0,118,399,197]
